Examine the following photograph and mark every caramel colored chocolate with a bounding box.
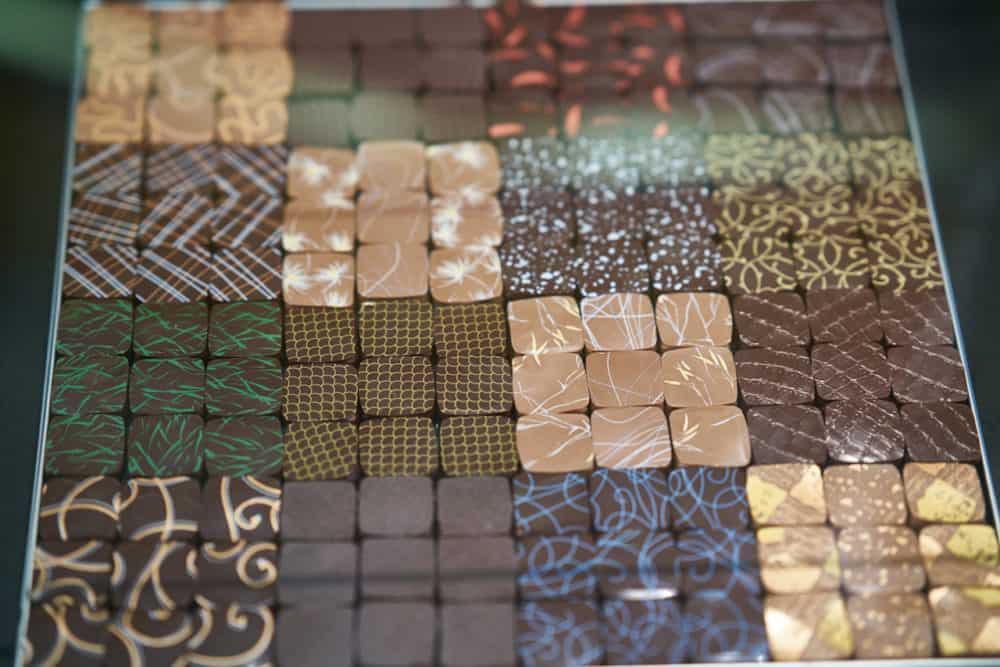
[848,593,934,659]
[764,593,854,661]
[904,463,986,524]
[823,464,907,527]
[282,253,355,308]
[146,93,214,144]
[919,524,1000,587]
[838,526,925,594]
[429,247,503,303]
[221,2,289,47]
[516,414,594,473]
[591,406,672,469]
[356,244,428,299]
[586,351,662,409]
[76,95,145,143]
[580,293,656,351]
[655,293,732,347]
[427,141,501,196]
[431,193,503,248]
[216,96,288,145]
[661,346,738,407]
[928,586,1000,657]
[512,353,589,415]
[357,190,430,245]
[356,140,426,191]
[218,49,293,100]
[747,463,827,525]
[758,525,841,594]
[507,296,583,356]
[282,202,355,254]
[287,147,358,203]
[670,406,751,467]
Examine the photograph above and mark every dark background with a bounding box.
[0,0,998,662]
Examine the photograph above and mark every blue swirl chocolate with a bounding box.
[589,468,670,533]
[517,600,604,667]
[667,467,749,530]
[513,471,590,536]
[675,528,761,596]
[603,599,687,664]
[683,592,769,662]
[516,533,598,600]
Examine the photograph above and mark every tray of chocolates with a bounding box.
[19,0,1000,665]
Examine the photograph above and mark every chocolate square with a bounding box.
[439,415,518,476]
[573,187,644,242]
[205,358,281,417]
[282,306,355,364]
[441,603,515,667]
[350,91,419,141]
[670,406,751,467]
[711,185,798,238]
[805,288,881,343]
[501,238,578,298]
[74,142,141,195]
[667,467,749,531]
[824,399,904,462]
[285,97,350,147]
[31,540,112,608]
[835,89,907,135]
[421,94,487,142]
[596,530,679,599]
[879,287,953,346]
[133,303,208,358]
[57,299,132,356]
[431,193,502,248]
[736,347,814,406]
[75,94,144,143]
[929,586,1000,657]
[221,2,288,47]
[919,524,1000,587]
[867,237,943,295]
[217,49,291,98]
[63,245,136,299]
[216,95,288,145]
[684,594,769,662]
[427,141,500,196]
[145,144,215,195]
[824,464,907,527]
[675,527,761,596]
[362,537,435,599]
[902,403,981,462]
[517,600,603,667]
[276,605,353,667]
[437,477,511,536]
[706,133,786,187]
[359,301,431,358]
[761,88,834,135]
[848,593,934,659]
[282,202,355,253]
[592,406,670,468]
[828,42,898,88]
[507,297,582,356]
[359,476,433,537]
[747,406,828,464]
[359,603,434,667]
[513,353,589,415]
[585,353,660,409]
[429,246,503,303]
[290,10,351,48]
[277,542,356,606]
[686,86,763,133]
[45,414,125,476]
[793,231,869,290]
[764,593,853,660]
[647,235,722,293]
[654,293,731,347]
[438,537,516,602]
[199,476,280,542]
[418,8,484,45]
[838,525,924,594]
[208,302,281,358]
[209,247,282,302]
[720,233,797,294]
[747,463,827,525]
[292,48,354,96]
[282,364,357,422]
[753,2,822,36]
[111,541,195,609]
[904,462,986,524]
[211,194,282,249]
[184,603,275,665]
[38,477,120,542]
[126,414,203,476]
[661,345,738,407]
[423,47,487,92]
[358,417,438,477]
[118,477,200,542]
[135,246,212,303]
[436,354,512,416]
[203,416,283,477]
[490,44,558,91]
[581,293,657,351]
[566,137,640,189]
[517,533,599,600]
[280,481,355,541]
[588,469,670,534]
[68,191,140,246]
[632,134,707,187]
[692,43,761,84]
[812,342,890,400]
[498,138,569,190]
[356,190,429,244]
[51,354,129,416]
[196,541,277,605]
[283,421,357,481]
[214,144,287,199]
[758,525,840,594]
[733,293,808,347]
[848,137,919,189]
[516,413,594,473]
[356,244,427,300]
[514,471,590,536]
[602,598,685,664]
[105,608,194,666]
[503,185,575,239]
[286,147,357,202]
[359,356,435,417]
[889,345,968,402]
[146,93,214,145]
[283,252,355,308]
[821,2,887,39]
[762,42,830,84]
